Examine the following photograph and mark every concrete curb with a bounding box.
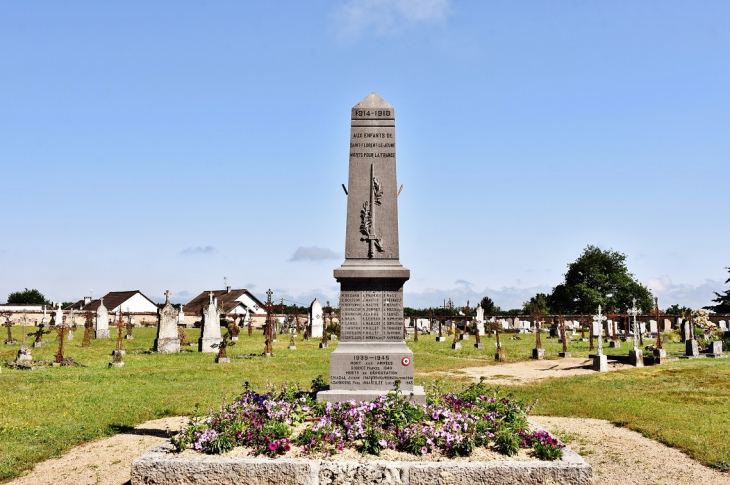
[131,422,592,485]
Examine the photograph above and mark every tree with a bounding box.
[549,245,654,314]
[665,304,693,316]
[704,267,730,313]
[479,296,501,315]
[522,293,551,314]
[7,288,49,305]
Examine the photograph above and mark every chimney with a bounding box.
[226,286,231,293]
[84,296,92,306]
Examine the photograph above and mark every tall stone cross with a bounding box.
[320,92,423,404]
[627,299,640,350]
[594,305,607,355]
[165,290,172,303]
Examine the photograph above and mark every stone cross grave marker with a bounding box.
[96,298,110,339]
[155,290,181,353]
[318,93,424,404]
[198,292,222,352]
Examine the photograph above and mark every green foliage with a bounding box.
[704,267,730,313]
[533,442,563,460]
[494,426,520,456]
[6,288,49,305]
[549,245,654,314]
[665,304,693,316]
[479,296,501,315]
[522,293,551,315]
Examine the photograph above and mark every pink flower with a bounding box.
[421,446,428,455]
[268,442,277,451]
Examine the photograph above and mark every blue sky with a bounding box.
[1,1,728,310]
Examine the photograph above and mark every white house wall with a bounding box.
[236,294,266,315]
[111,293,159,313]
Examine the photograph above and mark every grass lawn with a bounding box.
[0,326,727,481]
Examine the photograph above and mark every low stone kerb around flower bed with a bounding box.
[131,438,592,485]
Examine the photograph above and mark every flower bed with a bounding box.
[170,378,563,461]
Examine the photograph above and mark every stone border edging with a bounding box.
[131,421,592,485]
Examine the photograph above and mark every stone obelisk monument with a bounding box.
[318,93,425,404]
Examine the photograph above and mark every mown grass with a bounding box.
[505,359,730,470]
[0,327,723,481]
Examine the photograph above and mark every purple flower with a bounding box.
[421,446,428,455]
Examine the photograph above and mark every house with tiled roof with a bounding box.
[183,287,266,317]
[69,290,159,314]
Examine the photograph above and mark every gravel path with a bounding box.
[6,414,728,484]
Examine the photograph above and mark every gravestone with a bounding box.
[318,93,424,404]
[309,298,324,338]
[96,298,110,339]
[681,321,690,342]
[178,306,186,327]
[708,341,723,356]
[649,320,658,334]
[662,318,672,332]
[51,304,63,327]
[154,290,181,353]
[198,293,222,353]
[475,304,485,335]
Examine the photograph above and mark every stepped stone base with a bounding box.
[199,337,222,353]
[628,349,644,367]
[154,338,180,354]
[593,354,608,372]
[317,386,426,406]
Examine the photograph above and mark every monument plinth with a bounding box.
[318,93,424,404]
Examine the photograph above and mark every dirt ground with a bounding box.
[427,356,632,385]
[7,359,729,484]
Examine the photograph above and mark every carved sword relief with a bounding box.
[360,163,384,258]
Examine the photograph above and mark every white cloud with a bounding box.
[289,246,341,262]
[180,245,217,256]
[333,0,451,38]
[644,275,724,310]
[454,279,472,287]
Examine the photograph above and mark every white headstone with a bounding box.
[198,292,222,352]
[475,305,485,335]
[649,320,658,334]
[155,290,181,353]
[96,298,110,339]
[177,306,186,326]
[310,298,324,338]
[52,303,63,327]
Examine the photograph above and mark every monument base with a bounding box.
[686,340,699,357]
[593,355,608,372]
[111,349,126,356]
[653,348,667,358]
[96,330,110,339]
[108,361,125,368]
[452,342,462,350]
[435,336,447,342]
[288,345,297,350]
[125,335,135,340]
[215,357,230,363]
[199,337,222,353]
[558,352,571,358]
[33,341,44,348]
[317,386,426,406]
[154,338,181,354]
[495,351,506,361]
[459,334,469,341]
[16,348,32,362]
[609,341,621,348]
[628,349,644,367]
[532,348,545,360]
[319,342,330,348]
[474,343,484,349]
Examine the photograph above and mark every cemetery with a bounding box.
[2,93,730,485]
